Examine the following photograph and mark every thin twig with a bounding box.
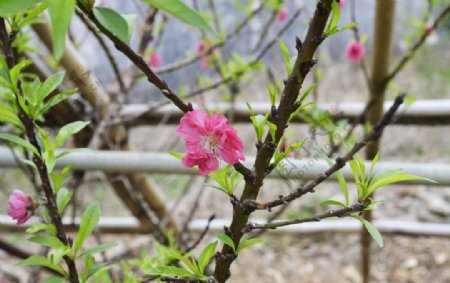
[251,94,405,211]
[246,203,367,230]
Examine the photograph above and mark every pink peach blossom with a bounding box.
[200,57,209,69]
[425,24,433,35]
[176,110,245,175]
[8,190,33,225]
[338,0,345,9]
[148,54,161,68]
[197,41,206,54]
[345,41,365,63]
[277,7,288,22]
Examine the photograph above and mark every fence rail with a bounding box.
[1,147,449,185]
[120,99,450,126]
[1,215,449,237]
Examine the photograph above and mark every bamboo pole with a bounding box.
[363,1,396,282]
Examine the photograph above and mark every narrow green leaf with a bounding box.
[217,233,235,251]
[143,0,215,35]
[94,7,132,43]
[20,255,65,275]
[168,151,183,160]
[237,237,264,254]
[0,132,40,156]
[40,276,65,283]
[367,172,435,198]
[26,223,56,234]
[46,0,76,61]
[325,0,341,35]
[80,243,117,258]
[38,71,65,103]
[28,235,65,249]
[74,203,101,255]
[145,266,193,278]
[354,216,384,248]
[320,199,346,207]
[56,187,73,214]
[54,121,90,149]
[0,0,41,17]
[198,241,217,273]
[277,39,291,75]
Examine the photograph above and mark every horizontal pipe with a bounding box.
[1,215,449,237]
[121,99,450,126]
[0,147,448,185]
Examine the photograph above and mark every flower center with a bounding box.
[203,134,220,155]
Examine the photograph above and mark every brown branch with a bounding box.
[251,94,405,211]
[212,1,333,282]
[117,6,303,129]
[75,5,192,114]
[245,203,367,231]
[155,3,264,74]
[0,18,80,283]
[75,9,126,94]
[384,3,450,85]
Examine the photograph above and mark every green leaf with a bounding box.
[145,266,193,278]
[143,0,215,35]
[28,235,65,249]
[320,199,346,207]
[217,233,235,252]
[20,255,65,275]
[74,203,101,255]
[198,241,217,273]
[54,121,90,149]
[325,0,341,36]
[94,7,133,43]
[0,101,23,128]
[168,151,183,160]
[0,0,41,17]
[277,39,291,75]
[40,276,65,283]
[38,71,65,103]
[354,216,383,248]
[46,0,76,61]
[80,243,117,258]
[26,223,56,234]
[0,132,40,156]
[366,172,435,198]
[56,187,73,214]
[237,237,264,254]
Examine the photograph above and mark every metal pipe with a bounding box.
[1,215,449,237]
[120,99,450,126]
[0,147,448,185]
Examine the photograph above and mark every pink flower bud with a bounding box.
[345,41,365,63]
[197,41,206,54]
[8,190,35,225]
[148,54,161,68]
[280,143,297,157]
[200,57,209,69]
[277,7,288,22]
[425,24,433,35]
[338,0,345,10]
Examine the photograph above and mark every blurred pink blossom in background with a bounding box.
[345,41,365,63]
[278,7,288,22]
[148,53,161,68]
